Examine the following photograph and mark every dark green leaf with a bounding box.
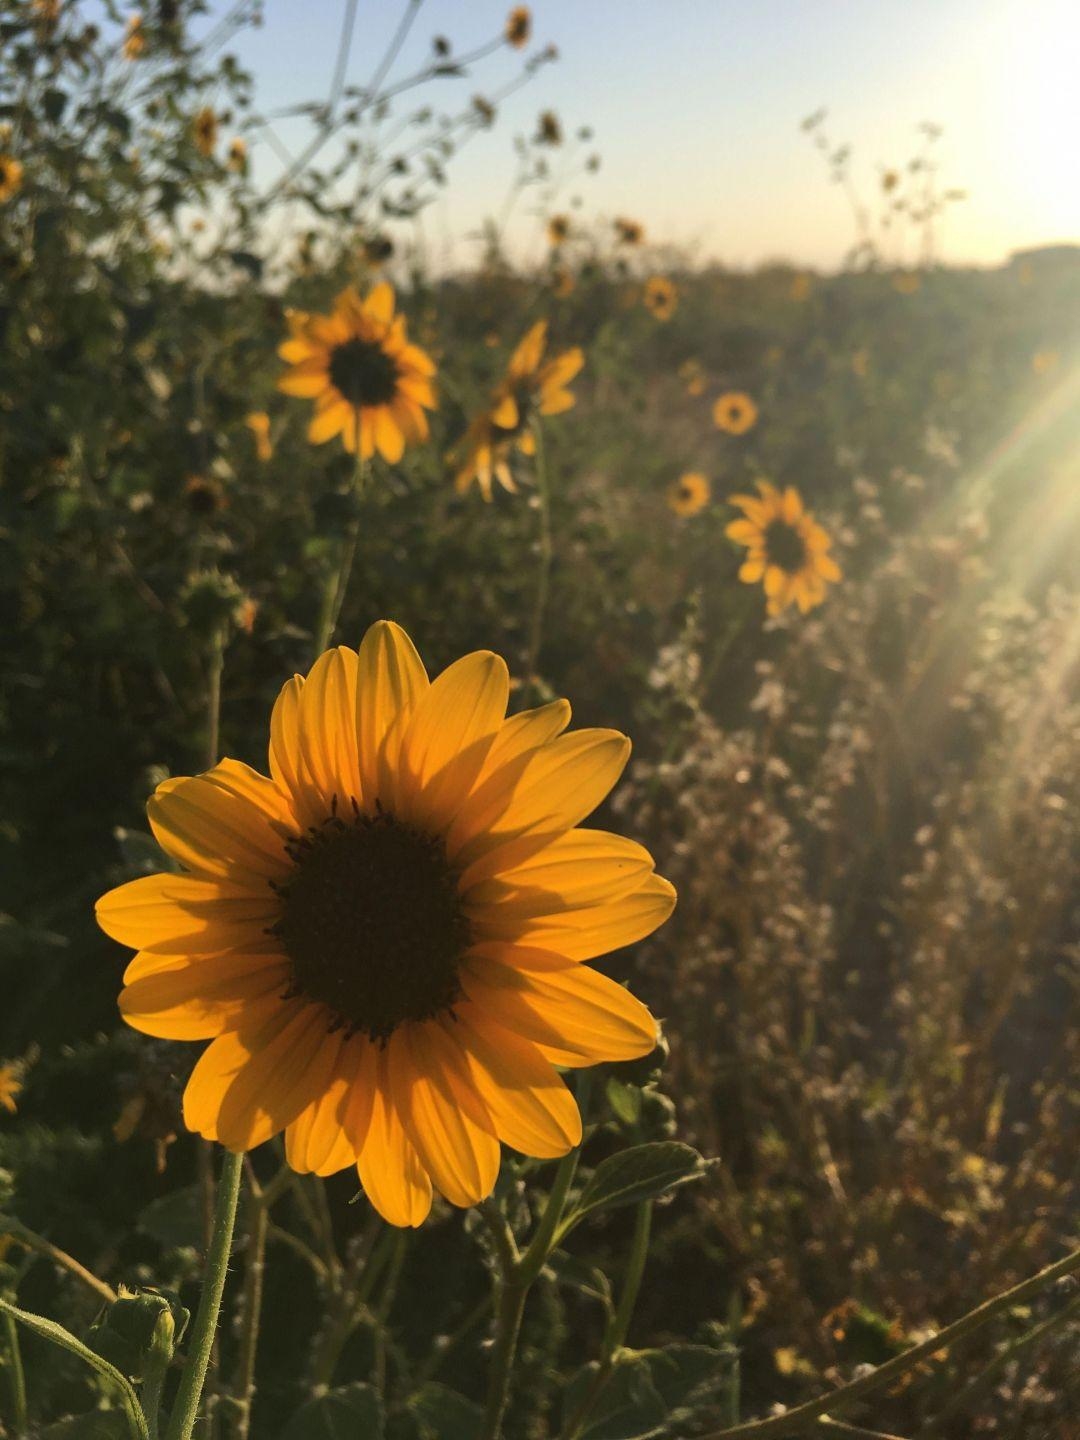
[282,1383,384,1440]
[405,1383,484,1440]
[567,1143,708,1225]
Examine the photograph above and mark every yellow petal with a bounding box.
[284,1029,360,1176]
[296,646,361,811]
[464,829,654,909]
[450,1011,580,1158]
[362,281,395,325]
[120,954,289,1039]
[355,620,429,809]
[374,407,406,464]
[96,872,275,954]
[357,1049,433,1227]
[471,872,676,960]
[148,767,293,884]
[508,321,547,378]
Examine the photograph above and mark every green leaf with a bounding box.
[565,1143,708,1227]
[282,1383,384,1440]
[605,1078,643,1127]
[137,1185,203,1249]
[563,1355,666,1440]
[405,1383,484,1440]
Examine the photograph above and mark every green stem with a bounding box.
[315,449,366,655]
[524,420,552,702]
[372,1230,408,1395]
[165,1151,245,1440]
[2,1309,27,1437]
[0,1218,117,1304]
[696,1245,1080,1440]
[204,629,225,771]
[480,1274,529,1440]
[560,1202,652,1440]
[231,1194,269,1440]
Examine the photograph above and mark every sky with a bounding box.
[193,0,1079,271]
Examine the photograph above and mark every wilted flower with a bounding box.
[505,5,531,48]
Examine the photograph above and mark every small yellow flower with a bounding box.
[123,14,146,59]
[0,154,24,203]
[891,270,921,295]
[455,321,583,500]
[245,412,274,462]
[678,359,706,397]
[667,472,710,517]
[95,621,672,1227]
[227,137,247,174]
[278,284,437,462]
[726,481,841,616]
[505,5,531,47]
[547,214,570,247]
[712,391,757,435]
[614,217,644,246]
[643,276,677,321]
[1031,349,1059,376]
[193,107,218,158]
[0,1063,22,1114]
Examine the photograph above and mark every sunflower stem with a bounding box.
[204,627,225,771]
[230,1186,269,1440]
[315,447,367,656]
[524,420,553,703]
[2,1308,28,1437]
[165,1150,245,1440]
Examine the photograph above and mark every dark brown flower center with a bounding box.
[763,519,808,574]
[273,809,471,1041]
[329,337,400,408]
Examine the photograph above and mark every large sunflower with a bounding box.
[726,481,841,615]
[96,623,674,1227]
[454,321,582,499]
[278,285,437,463]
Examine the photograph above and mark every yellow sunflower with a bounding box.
[614,217,644,246]
[227,137,248,175]
[245,412,273,462]
[726,481,841,616]
[193,107,218,158]
[0,1063,22,1114]
[547,214,570,247]
[0,155,24,203]
[123,14,146,59]
[277,284,437,463]
[96,622,673,1227]
[643,276,677,321]
[505,5,531,47]
[454,321,583,500]
[712,391,758,435]
[667,472,710,517]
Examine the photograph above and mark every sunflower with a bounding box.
[0,155,24,203]
[678,359,706,397]
[0,1063,22,1114]
[547,214,570,247]
[643,276,677,321]
[193,107,218,158]
[505,5,531,47]
[712,391,757,435]
[227,137,247,175]
[454,321,583,499]
[277,284,436,463]
[726,481,841,616]
[96,622,674,1227]
[614,217,644,246]
[667,472,710,517]
[245,411,273,462]
[123,14,146,59]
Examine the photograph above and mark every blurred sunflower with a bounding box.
[643,276,677,321]
[227,137,247,175]
[245,411,273,461]
[0,1063,22,1114]
[667,472,710,517]
[726,481,841,615]
[454,320,583,499]
[712,391,758,435]
[123,14,146,59]
[505,5,531,47]
[0,155,24,202]
[193,107,218,158]
[96,621,673,1227]
[277,283,436,463]
[614,217,644,246]
[551,265,575,299]
[679,358,706,397]
[547,214,570,246]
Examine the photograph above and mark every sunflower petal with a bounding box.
[96,872,275,954]
[355,621,429,808]
[357,1049,433,1227]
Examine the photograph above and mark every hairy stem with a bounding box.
[524,421,553,702]
[0,1218,117,1304]
[2,1309,27,1437]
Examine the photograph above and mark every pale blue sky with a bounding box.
[192,0,1077,269]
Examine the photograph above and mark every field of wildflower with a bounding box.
[1,4,1078,1439]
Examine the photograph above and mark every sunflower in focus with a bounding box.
[712,391,757,435]
[726,481,841,616]
[667,472,710,517]
[455,321,583,500]
[643,276,677,321]
[614,217,644,246]
[0,155,24,203]
[123,14,146,58]
[0,1063,22,1114]
[193,107,218,158]
[96,622,673,1227]
[245,412,273,462]
[278,284,436,463]
[547,214,570,247]
[505,5,531,47]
